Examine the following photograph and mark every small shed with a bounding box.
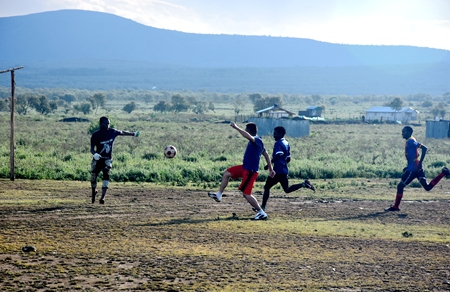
[365,106,419,124]
[426,120,450,139]
[298,106,322,118]
[256,104,297,118]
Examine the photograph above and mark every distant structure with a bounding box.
[365,106,419,124]
[426,120,450,139]
[250,104,310,138]
[248,117,310,138]
[298,106,323,118]
[256,104,297,118]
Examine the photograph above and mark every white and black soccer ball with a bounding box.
[164,145,177,158]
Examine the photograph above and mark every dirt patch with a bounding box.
[0,180,450,291]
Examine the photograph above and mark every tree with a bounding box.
[208,101,215,113]
[32,95,53,115]
[422,100,433,108]
[311,94,322,104]
[248,93,262,104]
[15,94,34,115]
[92,93,107,113]
[385,97,404,111]
[329,96,338,105]
[73,103,91,115]
[123,102,137,113]
[143,93,153,105]
[186,96,198,105]
[86,96,97,112]
[253,96,282,112]
[153,101,171,113]
[233,98,245,115]
[60,93,76,104]
[170,94,190,113]
[192,102,207,115]
[49,100,58,112]
[385,97,404,121]
[0,98,8,112]
[431,107,440,119]
[437,102,446,119]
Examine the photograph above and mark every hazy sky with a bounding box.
[1,0,449,50]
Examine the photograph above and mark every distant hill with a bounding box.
[0,9,449,95]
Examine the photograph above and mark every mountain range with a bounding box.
[0,9,449,95]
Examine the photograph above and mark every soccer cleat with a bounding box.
[385,206,400,212]
[303,180,315,192]
[99,199,105,204]
[252,206,266,213]
[253,210,268,220]
[208,192,222,202]
[443,167,450,176]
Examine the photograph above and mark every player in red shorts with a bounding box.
[385,126,449,211]
[208,122,275,220]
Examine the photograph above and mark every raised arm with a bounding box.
[230,122,254,143]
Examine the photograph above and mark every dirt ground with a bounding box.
[1,179,450,291]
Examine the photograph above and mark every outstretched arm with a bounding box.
[119,130,140,137]
[230,122,254,143]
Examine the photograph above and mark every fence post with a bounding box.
[1,66,24,181]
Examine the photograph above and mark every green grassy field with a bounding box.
[1,108,450,185]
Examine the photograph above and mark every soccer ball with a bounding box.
[164,145,177,158]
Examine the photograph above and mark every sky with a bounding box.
[1,0,449,51]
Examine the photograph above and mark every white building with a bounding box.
[365,106,419,124]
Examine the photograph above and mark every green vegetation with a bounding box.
[1,88,450,185]
[1,112,450,186]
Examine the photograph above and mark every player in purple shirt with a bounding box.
[90,116,140,204]
[260,126,315,211]
[385,126,449,211]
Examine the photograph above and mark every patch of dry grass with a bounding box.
[1,179,450,291]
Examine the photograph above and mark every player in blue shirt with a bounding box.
[385,126,449,211]
[260,126,315,211]
[90,116,140,204]
[208,122,275,220]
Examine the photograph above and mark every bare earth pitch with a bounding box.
[0,179,449,291]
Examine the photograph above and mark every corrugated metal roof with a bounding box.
[256,104,296,115]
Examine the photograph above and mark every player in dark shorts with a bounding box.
[90,116,140,204]
[259,126,315,212]
[208,122,275,220]
[385,126,449,211]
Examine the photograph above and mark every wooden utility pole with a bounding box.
[0,66,24,181]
